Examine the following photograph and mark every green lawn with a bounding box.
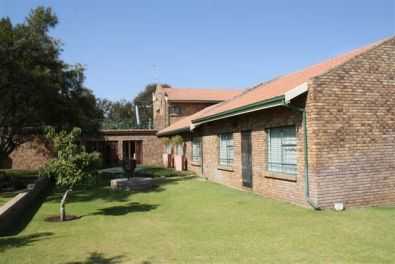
[0,190,21,207]
[0,168,394,263]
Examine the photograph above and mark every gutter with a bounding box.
[157,127,189,137]
[284,104,320,210]
[192,96,286,124]
[162,81,318,209]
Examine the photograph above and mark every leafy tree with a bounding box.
[96,83,170,129]
[40,127,101,221]
[97,98,137,129]
[0,7,102,165]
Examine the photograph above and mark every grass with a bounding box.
[0,190,22,207]
[99,165,190,178]
[0,170,38,207]
[0,167,394,263]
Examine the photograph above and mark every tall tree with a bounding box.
[97,98,136,129]
[0,7,102,164]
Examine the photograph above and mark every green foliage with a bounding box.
[96,83,171,130]
[171,135,183,145]
[97,99,140,129]
[0,6,103,162]
[39,128,101,188]
[160,137,171,145]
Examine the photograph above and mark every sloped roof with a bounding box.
[163,87,241,102]
[157,37,391,136]
[157,104,222,136]
[192,38,388,124]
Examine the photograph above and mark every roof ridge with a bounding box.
[190,37,392,124]
[283,36,391,80]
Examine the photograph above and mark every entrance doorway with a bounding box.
[241,131,253,188]
[122,141,143,164]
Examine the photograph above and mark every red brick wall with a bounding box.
[308,37,395,208]
[182,108,310,207]
[180,39,395,209]
[6,136,52,170]
[84,131,163,166]
[169,102,212,124]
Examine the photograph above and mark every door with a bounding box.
[241,131,253,187]
[135,141,143,164]
[122,141,136,161]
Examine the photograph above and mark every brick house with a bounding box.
[81,86,240,168]
[3,86,239,170]
[158,37,395,209]
[153,85,240,130]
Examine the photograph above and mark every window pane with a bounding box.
[165,144,172,154]
[176,144,183,155]
[268,127,297,175]
[268,128,282,163]
[282,127,296,145]
[192,137,201,162]
[219,133,233,166]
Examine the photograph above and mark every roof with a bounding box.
[163,87,241,102]
[192,38,389,124]
[98,129,157,136]
[157,37,391,136]
[157,104,221,136]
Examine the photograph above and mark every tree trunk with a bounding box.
[60,189,72,221]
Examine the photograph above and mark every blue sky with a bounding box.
[2,1,394,100]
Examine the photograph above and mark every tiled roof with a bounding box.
[192,39,388,123]
[157,37,391,136]
[163,87,241,102]
[157,104,222,136]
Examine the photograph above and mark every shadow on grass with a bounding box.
[134,165,193,178]
[0,190,49,236]
[45,174,196,205]
[64,252,124,264]
[89,202,158,216]
[0,232,53,253]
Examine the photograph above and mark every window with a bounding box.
[219,133,234,167]
[267,126,297,175]
[192,137,201,162]
[165,144,172,154]
[175,144,184,156]
[169,105,182,115]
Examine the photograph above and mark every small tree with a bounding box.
[40,127,101,221]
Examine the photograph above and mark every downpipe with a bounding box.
[285,104,320,210]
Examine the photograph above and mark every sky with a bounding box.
[1,1,394,101]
